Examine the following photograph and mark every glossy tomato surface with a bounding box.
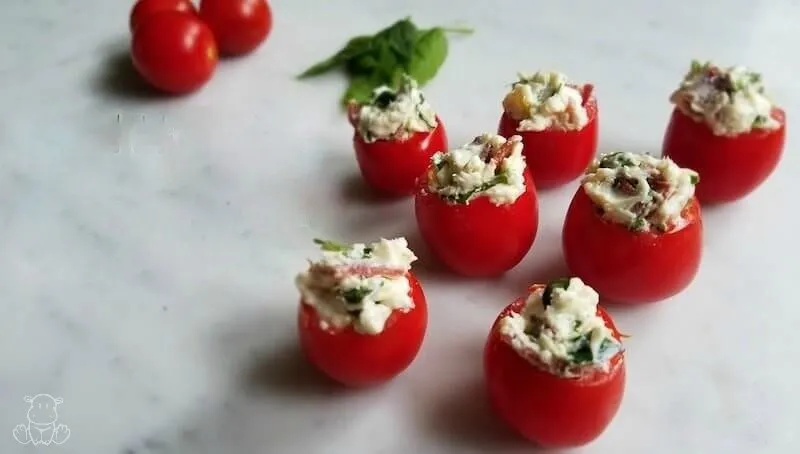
[562,187,703,304]
[298,273,427,387]
[131,11,218,94]
[661,107,786,204]
[129,0,197,31]
[497,85,598,189]
[484,295,626,448]
[349,104,448,197]
[414,170,538,277]
[199,0,273,56]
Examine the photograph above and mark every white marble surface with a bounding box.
[1,0,799,452]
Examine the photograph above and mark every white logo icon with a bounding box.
[12,394,71,446]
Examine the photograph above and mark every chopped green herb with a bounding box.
[598,152,635,169]
[297,17,473,108]
[446,173,508,204]
[690,174,700,185]
[342,287,372,305]
[373,89,398,109]
[753,115,769,128]
[630,217,646,231]
[313,238,350,252]
[362,247,373,257]
[570,337,615,365]
[542,278,571,308]
[689,59,703,74]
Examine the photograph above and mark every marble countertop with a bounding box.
[1,0,798,453]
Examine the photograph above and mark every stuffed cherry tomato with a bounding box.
[294,237,427,387]
[414,134,538,277]
[485,277,626,448]
[348,75,448,197]
[562,151,703,304]
[497,71,598,189]
[662,60,786,204]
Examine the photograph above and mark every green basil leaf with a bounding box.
[313,238,350,252]
[297,35,374,79]
[407,28,448,86]
[341,74,384,106]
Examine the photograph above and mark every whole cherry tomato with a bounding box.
[498,84,598,189]
[129,0,197,31]
[298,272,427,387]
[131,11,218,94]
[484,289,626,448]
[348,103,449,198]
[414,136,539,277]
[562,186,703,304]
[661,107,786,204]
[199,0,273,56]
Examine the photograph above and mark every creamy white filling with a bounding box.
[428,133,526,206]
[498,277,621,377]
[295,237,417,335]
[582,152,699,232]
[502,71,590,132]
[670,60,780,136]
[355,75,438,143]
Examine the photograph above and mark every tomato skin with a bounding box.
[497,85,598,189]
[131,12,218,94]
[198,0,273,56]
[661,107,786,204]
[297,273,427,387]
[129,0,197,31]
[414,169,539,277]
[484,295,626,448]
[562,187,703,304]
[352,116,448,197]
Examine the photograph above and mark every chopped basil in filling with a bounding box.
[354,75,438,143]
[582,151,699,232]
[669,60,780,136]
[295,237,417,335]
[498,277,622,377]
[428,133,526,206]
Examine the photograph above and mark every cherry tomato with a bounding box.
[414,169,539,277]
[129,0,197,31]
[297,272,427,387]
[198,0,273,56]
[484,292,625,448]
[498,84,598,189]
[562,186,703,304]
[131,11,218,94]
[347,105,449,197]
[661,107,787,204]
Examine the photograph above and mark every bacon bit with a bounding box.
[612,177,639,195]
[484,138,519,165]
[308,262,405,280]
[580,84,594,107]
[647,176,670,194]
[346,101,361,127]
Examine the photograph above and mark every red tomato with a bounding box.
[348,105,449,197]
[297,272,427,387]
[131,11,218,94]
[661,107,787,204]
[198,0,273,56]
[129,0,197,31]
[562,187,703,304]
[414,169,539,277]
[497,84,598,189]
[484,292,625,448]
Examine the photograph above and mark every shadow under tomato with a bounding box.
[421,378,534,451]
[90,41,165,101]
[241,341,352,398]
[338,172,410,206]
